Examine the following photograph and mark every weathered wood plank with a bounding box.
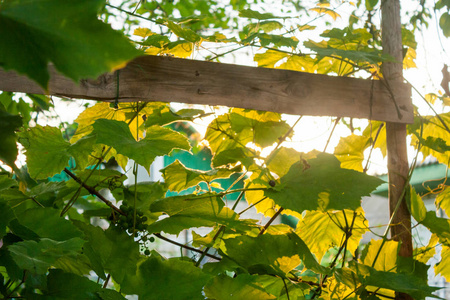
[0,55,413,123]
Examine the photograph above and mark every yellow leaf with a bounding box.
[435,245,450,282]
[436,186,450,217]
[145,47,162,55]
[415,234,438,264]
[362,121,387,157]
[254,50,289,68]
[403,47,417,69]
[275,255,301,274]
[425,93,438,104]
[210,182,224,190]
[360,239,399,272]
[410,187,427,222]
[410,112,450,165]
[163,42,193,58]
[133,27,154,38]
[278,55,317,73]
[309,7,341,21]
[334,134,370,172]
[296,208,368,262]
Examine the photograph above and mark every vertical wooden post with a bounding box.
[382,1,413,299]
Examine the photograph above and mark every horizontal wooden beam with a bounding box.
[0,55,413,123]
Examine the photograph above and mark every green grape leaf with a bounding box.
[113,181,166,225]
[16,207,82,241]
[18,125,96,179]
[204,274,276,300]
[121,256,212,299]
[0,0,140,89]
[296,209,368,262]
[0,110,22,167]
[92,119,190,172]
[221,232,328,277]
[360,239,399,272]
[66,169,126,191]
[74,222,140,284]
[147,194,256,235]
[0,203,15,239]
[9,238,84,274]
[239,9,284,20]
[161,160,242,192]
[334,134,370,172]
[0,174,18,191]
[304,40,385,64]
[265,153,383,213]
[440,12,450,37]
[143,105,206,127]
[245,21,283,34]
[166,20,201,42]
[407,187,427,223]
[257,34,299,48]
[45,269,125,299]
[347,261,440,300]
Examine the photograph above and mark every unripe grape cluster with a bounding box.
[117,200,148,233]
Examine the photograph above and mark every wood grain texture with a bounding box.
[382,0,414,292]
[0,55,413,123]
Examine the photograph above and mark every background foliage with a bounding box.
[1,0,450,299]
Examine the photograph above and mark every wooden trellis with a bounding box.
[0,2,413,298]
[0,54,412,123]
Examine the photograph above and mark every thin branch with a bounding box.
[323,117,341,152]
[63,168,125,216]
[259,207,284,235]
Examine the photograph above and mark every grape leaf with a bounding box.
[9,238,84,274]
[16,207,82,241]
[0,0,140,88]
[221,232,328,276]
[92,119,190,172]
[161,160,242,192]
[18,125,96,179]
[265,153,383,213]
[360,239,399,272]
[239,9,283,20]
[334,134,370,172]
[0,109,22,167]
[147,194,256,235]
[435,246,450,282]
[45,269,125,299]
[436,186,450,217]
[347,261,440,300]
[121,256,212,300]
[204,274,276,300]
[296,208,368,262]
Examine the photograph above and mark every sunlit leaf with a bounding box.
[93,119,190,172]
[161,160,241,192]
[414,234,438,264]
[403,47,417,69]
[297,209,368,262]
[410,112,450,165]
[439,12,450,37]
[334,134,370,172]
[239,9,283,20]
[309,7,341,20]
[360,239,399,272]
[407,187,427,223]
[254,50,289,68]
[435,246,450,281]
[17,126,95,179]
[143,105,206,127]
[166,21,201,42]
[436,186,450,217]
[266,153,383,213]
[0,0,140,88]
